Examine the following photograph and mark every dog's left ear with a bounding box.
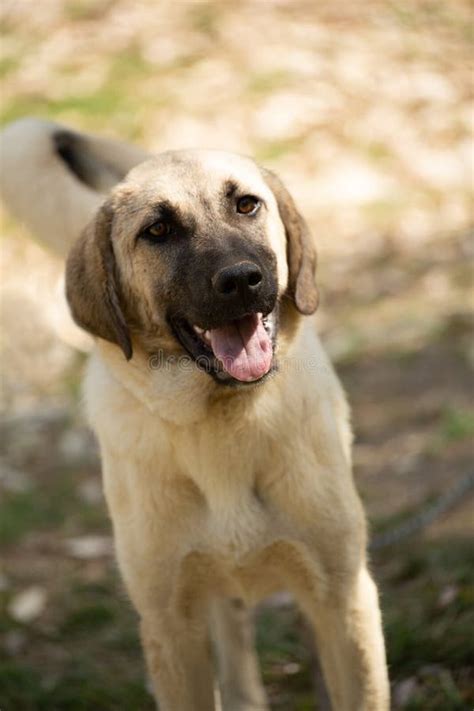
[262,169,319,315]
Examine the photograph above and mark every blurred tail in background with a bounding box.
[0,117,149,258]
[0,118,150,351]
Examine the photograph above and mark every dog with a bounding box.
[1,118,389,711]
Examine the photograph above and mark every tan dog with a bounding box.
[1,119,389,711]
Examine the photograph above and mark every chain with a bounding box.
[369,471,474,551]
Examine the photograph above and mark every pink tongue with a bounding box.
[208,313,273,382]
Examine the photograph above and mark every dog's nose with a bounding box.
[212,261,263,299]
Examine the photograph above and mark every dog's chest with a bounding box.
[175,494,318,605]
[168,417,286,552]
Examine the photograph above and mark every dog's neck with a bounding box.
[93,338,271,425]
[93,302,307,425]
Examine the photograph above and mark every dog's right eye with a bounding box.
[142,221,171,242]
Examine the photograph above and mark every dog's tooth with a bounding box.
[193,325,205,334]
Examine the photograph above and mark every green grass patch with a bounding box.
[362,197,405,227]
[257,603,314,709]
[0,55,19,79]
[0,469,106,546]
[107,47,151,84]
[247,69,294,97]
[53,89,125,118]
[0,660,154,711]
[64,0,112,22]
[60,603,115,636]
[0,662,44,710]
[440,408,474,442]
[0,484,73,546]
[379,538,474,704]
[254,136,305,163]
[0,87,123,126]
[60,576,139,648]
[257,604,305,661]
[0,47,152,128]
[0,96,52,126]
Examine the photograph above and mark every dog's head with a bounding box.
[66,150,318,386]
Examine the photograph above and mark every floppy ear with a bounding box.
[263,170,319,315]
[65,200,132,359]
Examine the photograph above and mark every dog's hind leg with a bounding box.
[210,598,269,711]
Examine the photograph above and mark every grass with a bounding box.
[440,408,474,442]
[0,55,20,79]
[0,89,125,127]
[0,661,154,711]
[2,536,472,709]
[257,604,315,710]
[0,464,106,546]
[378,539,474,709]
[0,568,154,711]
[0,485,74,546]
[0,41,174,141]
[0,44,151,129]
[60,602,116,636]
[254,136,306,163]
[64,0,113,23]
[246,69,295,97]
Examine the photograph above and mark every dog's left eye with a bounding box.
[237,196,260,215]
[143,221,171,241]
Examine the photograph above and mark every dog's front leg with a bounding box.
[261,466,389,710]
[139,606,215,711]
[302,564,389,711]
[102,477,216,709]
[115,541,216,711]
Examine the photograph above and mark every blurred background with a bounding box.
[0,1,473,709]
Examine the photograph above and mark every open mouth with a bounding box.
[169,308,279,385]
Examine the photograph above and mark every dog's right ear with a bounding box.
[65,200,132,360]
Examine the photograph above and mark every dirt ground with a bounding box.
[1,1,473,709]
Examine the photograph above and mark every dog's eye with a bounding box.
[237,196,260,215]
[144,221,170,241]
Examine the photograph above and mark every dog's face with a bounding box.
[66,150,318,386]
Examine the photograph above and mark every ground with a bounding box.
[0,1,473,709]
